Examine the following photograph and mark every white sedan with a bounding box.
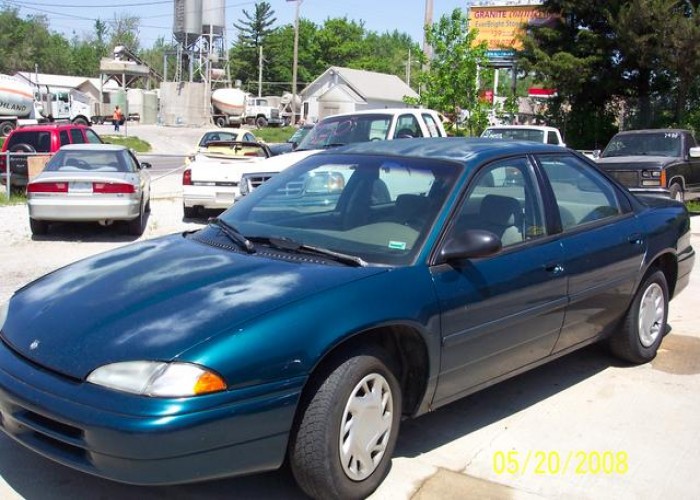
[182,141,272,218]
[26,144,151,236]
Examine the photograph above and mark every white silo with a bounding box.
[173,0,203,47]
[202,0,225,36]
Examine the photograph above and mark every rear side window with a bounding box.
[85,129,102,144]
[60,131,70,146]
[70,128,85,144]
[394,114,423,139]
[422,113,443,137]
[538,154,622,231]
[547,131,559,145]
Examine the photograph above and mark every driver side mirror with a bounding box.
[438,229,502,264]
[140,162,152,170]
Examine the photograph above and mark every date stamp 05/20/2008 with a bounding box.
[492,450,629,476]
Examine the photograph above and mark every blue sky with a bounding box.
[13,0,470,48]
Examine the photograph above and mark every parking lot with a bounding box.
[1,125,699,499]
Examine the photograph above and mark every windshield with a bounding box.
[218,153,463,266]
[44,149,132,172]
[296,114,392,150]
[601,132,682,158]
[481,128,545,143]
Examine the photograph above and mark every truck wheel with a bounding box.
[289,347,401,500]
[668,183,684,202]
[215,116,226,128]
[0,121,14,137]
[255,116,268,128]
[610,269,668,364]
[72,117,89,127]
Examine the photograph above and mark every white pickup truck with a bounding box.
[238,108,447,196]
[481,125,566,147]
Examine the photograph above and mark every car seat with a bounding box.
[479,194,523,246]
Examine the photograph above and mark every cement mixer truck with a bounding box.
[0,74,92,137]
[211,88,282,128]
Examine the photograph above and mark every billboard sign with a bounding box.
[469,3,556,59]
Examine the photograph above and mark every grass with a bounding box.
[686,200,700,213]
[101,135,151,152]
[255,126,295,143]
[0,190,26,206]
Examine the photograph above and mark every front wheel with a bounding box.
[290,348,401,500]
[255,116,268,128]
[668,183,684,202]
[610,270,669,363]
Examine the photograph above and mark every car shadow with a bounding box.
[30,215,151,243]
[0,343,621,499]
[395,343,621,459]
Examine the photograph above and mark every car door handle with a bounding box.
[544,263,564,274]
[628,234,643,245]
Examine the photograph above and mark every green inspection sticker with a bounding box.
[388,241,407,250]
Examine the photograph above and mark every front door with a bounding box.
[432,156,567,406]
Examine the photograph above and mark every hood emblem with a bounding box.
[29,340,40,350]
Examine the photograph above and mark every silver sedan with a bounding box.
[26,144,151,236]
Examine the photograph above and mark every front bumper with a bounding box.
[28,197,141,222]
[183,185,240,210]
[0,338,301,485]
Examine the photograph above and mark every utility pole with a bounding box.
[258,45,263,97]
[287,0,303,125]
[423,0,434,60]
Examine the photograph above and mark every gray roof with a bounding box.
[304,66,419,103]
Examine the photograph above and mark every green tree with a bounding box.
[109,13,140,52]
[265,19,321,93]
[408,8,490,135]
[315,18,366,68]
[230,2,277,91]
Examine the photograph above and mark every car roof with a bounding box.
[613,129,690,135]
[58,144,127,151]
[200,128,250,135]
[13,124,89,133]
[321,108,439,120]
[329,137,564,164]
[485,125,559,132]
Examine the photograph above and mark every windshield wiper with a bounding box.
[208,218,255,254]
[249,236,366,267]
[321,142,347,149]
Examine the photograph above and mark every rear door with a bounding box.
[536,153,645,352]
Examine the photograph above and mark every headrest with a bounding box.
[481,194,521,226]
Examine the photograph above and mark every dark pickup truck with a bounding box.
[595,129,700,200]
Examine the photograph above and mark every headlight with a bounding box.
[87,361,227,397]
[0,301,8,331]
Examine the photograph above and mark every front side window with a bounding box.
[70,129,85,144]
[222,154,463,265]
[538,154,622,230]
[59,131,70,146]
[85,129,102,144]
[448,156,545,247]
[394,114,423,139]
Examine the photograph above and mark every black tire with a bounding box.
[126,204,146,236]
[289,348,401,500]
[72,117,89,127]
[0,121,15,137]
[183,204,198,219]
[255,116,268,128]
[145,197,151,213]
[610,270,669,364]
[668,183,684,202]
[215,116,227,128]
[29,218,48,235]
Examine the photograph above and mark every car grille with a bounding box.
[606,170,639,187]
[240,173,274,195]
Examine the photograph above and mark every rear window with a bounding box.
[6,131,52,152]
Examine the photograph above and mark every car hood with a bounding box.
[596,155,677,169]
[2,234,387,379]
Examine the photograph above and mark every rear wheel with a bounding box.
[126,202,146,236]
[29,218,48,235]
[289,348,401,500]
[215,116,227,128]
[183,204,198,219]
[255,116,268,128]
[0,121,14,137]
[72,117,89,127]
[668,182,684,202]
[610,270,669,363]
